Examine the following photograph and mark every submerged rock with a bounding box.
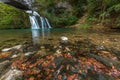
[2,48,12,52]
[24,52,34,57]
[0,60,10,75]
[60,36,68,42]
[0,69,23,80]
[62,75,67,80]
[12,45,22,50]
[96,45,106,50]
[2,45,22,52]
[56,49,61,54]
[11,54,18,59]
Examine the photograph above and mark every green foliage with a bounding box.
[115,16,120,28]
[78,22,91,29]
[40,10,78,27]
[0,3,30,29]
[35,0,86,27]
[0,0,120,29]
[108,3,120,12]
[86,0,120,28]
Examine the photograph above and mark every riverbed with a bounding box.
[0,28,120,52]
[0,28,120,80]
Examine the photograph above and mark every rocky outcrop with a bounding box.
[54,1,72,15]
[0,0,34,10]
[56,1,72,12]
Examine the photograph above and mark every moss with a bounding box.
[0,3,30,29]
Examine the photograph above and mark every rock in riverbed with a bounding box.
[2,48,12,52]
[24,52,34,57]
[60,36,68,43]
[0,60,10,75]
[2,45,22,52]
[0,69,23,80]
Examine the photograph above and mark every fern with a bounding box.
[108,3,120,12]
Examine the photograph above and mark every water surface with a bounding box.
[0,28,120,51]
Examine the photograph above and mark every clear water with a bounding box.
[0,28,120,51]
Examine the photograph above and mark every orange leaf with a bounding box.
[29,77,35,80]
[67,74,76,80]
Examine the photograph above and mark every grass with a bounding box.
[77,22,92,29]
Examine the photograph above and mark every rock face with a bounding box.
[0,69,23,80]
[56,1,72,12]
[0,0,34,10]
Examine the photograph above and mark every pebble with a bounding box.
[96,45,106,50]
[41,46,45,49]
[56,49,61,54]
[60,36,68,42]
[11,54,18,58]
[24,52,34,56]
[12,45,22,50]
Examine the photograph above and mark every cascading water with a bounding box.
[45,18,52,28]
[26,10,52,29]
[29,16,40,29]
[26,10,52,44]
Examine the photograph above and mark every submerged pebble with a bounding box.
[60,36,68,43]
[2,45,22,52]
[12,45,22,50]
[11,54,18,58]
[24,52,34,57]
[2,48,12,52]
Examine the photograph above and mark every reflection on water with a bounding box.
[31,29,40,44]
[31,29,51,44]
[0,28,120,51]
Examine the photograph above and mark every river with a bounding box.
[0,28,120,52]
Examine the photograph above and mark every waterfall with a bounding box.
[26,10,52,29]
[45,18,52,28]
[29,16,39,29]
